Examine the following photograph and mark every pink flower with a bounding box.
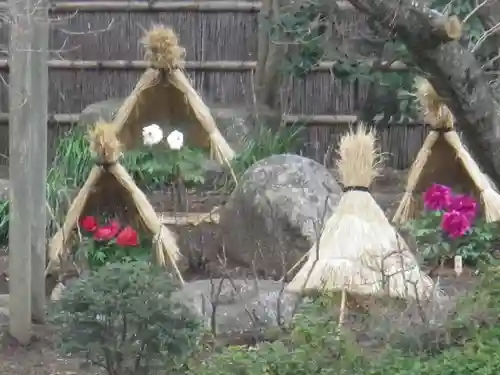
[423,184,453,211]
[441,210,470,239]
[449,194,477,221]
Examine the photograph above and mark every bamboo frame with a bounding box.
[46,162,185,284]
[393,78,500,224]
[0,59,410,72]
[158,211,220,225]
[0,113,426,127]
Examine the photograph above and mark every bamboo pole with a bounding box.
[0,1,355,12]
[0,59,410,72]
[0,112,426,127]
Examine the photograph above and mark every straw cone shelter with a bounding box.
[108,25,235,166]
[46,122,184,283]
[393,78,500,224]
[286,125,438,301]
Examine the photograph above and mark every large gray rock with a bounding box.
[173,278,299,335]
[220,154,342,278]
[79,98,124,127]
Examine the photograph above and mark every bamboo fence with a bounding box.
[0,0,427,169]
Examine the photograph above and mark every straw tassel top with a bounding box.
[141,25,186,72]
[337,124,381,191]
[415,78,454,130]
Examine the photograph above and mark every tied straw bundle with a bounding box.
[113,25,235,171]
[393,78,500,224]
[47,122,183,284]
[286,125,439,301]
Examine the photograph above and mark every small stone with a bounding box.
[173,278,300,334]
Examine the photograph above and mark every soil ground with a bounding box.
[0,167,484,374]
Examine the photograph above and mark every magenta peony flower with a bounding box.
[423,184,453,211]
[441,210,470,239]
[449,194,477,221]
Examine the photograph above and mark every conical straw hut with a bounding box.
[46,122,183,283]
[108,25,235,166]
[286,125,438,300]
[393,78,500,224]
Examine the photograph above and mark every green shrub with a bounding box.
[52,126,93,188]
[192,270,500,375]
[49,262,203,375]
[404,185,499,269]
[191,298,368,375]
[123,145,207,189]
[53,126,206,190]
[0,199,9,245]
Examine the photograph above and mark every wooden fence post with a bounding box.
[8,0,49,342]
[29,0,49,325]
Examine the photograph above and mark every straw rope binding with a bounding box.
[286,124,439,300]
[89,120,123,165]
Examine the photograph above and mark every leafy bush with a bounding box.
[52,126,93,188]
[53,126,207,190]
[191,298,366,375]
[0,199,8,245]
[404,184,499,268]
[50,261,203,375]
[76,216,151,270]
[191,267,500,375]
[123,145,207,189]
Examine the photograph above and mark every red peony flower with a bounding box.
[93,220,121,242]
[116,226,139,247]
[80,216,98,232]
[441,210,470,239]
[423,184,453,211]
[449,194,477,221]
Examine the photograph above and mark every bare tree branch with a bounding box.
[344,0,500,187]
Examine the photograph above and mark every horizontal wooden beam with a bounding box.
[159,211,220,225]
[0,112,423,126]
[0,59,410,72]
[0,1,355,12]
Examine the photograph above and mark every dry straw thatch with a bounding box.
[392,78,500,224]
[46,122,183,283]
[286,125,438,301]
[109,25,235,166]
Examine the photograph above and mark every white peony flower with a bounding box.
[142,124,164,146]
[166,130,184,150]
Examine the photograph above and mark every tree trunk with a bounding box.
[255,0,285,110]
[475,1,500,100]
[345,0,500,187]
